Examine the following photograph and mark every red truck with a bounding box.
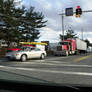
[54,38,87,56]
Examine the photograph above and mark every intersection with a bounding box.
[0,54,92,85]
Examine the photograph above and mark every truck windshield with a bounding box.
[57,46,62,51]
[59,42,68,45]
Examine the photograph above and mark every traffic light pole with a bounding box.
[59,9,92,41]
[75,10,92,13]
[81,28,83,40]
[59,13,65,40]
[61,15,64,40]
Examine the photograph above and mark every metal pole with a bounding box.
[59,9,92,41]
[61,15,64,40]
[81,28,83,40]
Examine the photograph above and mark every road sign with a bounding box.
[65,7,73,16]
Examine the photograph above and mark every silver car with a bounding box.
[6,47,47,62]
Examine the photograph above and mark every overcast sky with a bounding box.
[22,0,92,43]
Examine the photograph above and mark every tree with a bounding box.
[0,0,47,46]
[19,7,47,42]
[84,39,92,48]
[0,0,25,46]
[60,29,77,40]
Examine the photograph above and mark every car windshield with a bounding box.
[1,0,92,87]
[23,47,35,51]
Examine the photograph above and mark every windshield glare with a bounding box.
[0,0,92,87]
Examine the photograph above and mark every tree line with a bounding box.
[0,0,47,46]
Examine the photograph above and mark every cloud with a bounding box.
[75,32,92,42]
[22,0,31,8]
[38,27,61,43]
[87,38,92,43]
[31,0,52,10]
[22,0,92,43]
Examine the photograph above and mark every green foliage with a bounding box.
[0,0,47,46]
[60,29,77,40]
[84,39,92,48]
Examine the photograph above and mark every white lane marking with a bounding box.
[20,62,92,67]
[1,65,92,76]
[16,68,92,76]
[0,66,4,68]
[28,60,68,64]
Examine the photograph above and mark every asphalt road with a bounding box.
[0,53,92,86]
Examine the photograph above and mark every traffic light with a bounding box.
[76,6,82,17]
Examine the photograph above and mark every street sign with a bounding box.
[65,7,73,16]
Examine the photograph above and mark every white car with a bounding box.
[6,47,47,62]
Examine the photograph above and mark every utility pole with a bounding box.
[81,28,83,40]
[61,14,64,40]
[59,13,65,40]
[59,8,73,41]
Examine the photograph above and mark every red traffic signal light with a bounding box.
[76,6,82,17]
[76,8,82,15]
[77,5,80,9]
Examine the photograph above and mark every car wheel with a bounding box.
[6,57,11,61]
[21,55,27,62]
[40,54,45,59]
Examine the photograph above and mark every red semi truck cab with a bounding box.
[54,39,76,56]
[61,39,76,52]
[54,38,87,56]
